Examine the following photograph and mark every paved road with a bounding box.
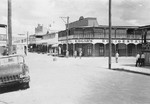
[0,53,150,104]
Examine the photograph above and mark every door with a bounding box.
[99,45,104,56]
[87,45,92,56]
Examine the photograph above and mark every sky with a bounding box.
[0,0,150,36]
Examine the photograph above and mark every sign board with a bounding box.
[75,39,93,43]
[0,56,23,66]
[59,39,142,44]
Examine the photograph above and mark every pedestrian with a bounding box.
[79,50,82,59]
[141,52,145,66]
[74,50,77,58]
[24,46,27,55]
[58,47,61,55]
[135,53,140,67]
[2,47,7,56]
[66,50,69,57]
[115,52,119,63]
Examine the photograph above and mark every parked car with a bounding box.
[0,55,30,89]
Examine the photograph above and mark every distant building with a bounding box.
[28,24,58,53]
[12,36,28,55]
[138,25,150,65]
[35,24,43,35]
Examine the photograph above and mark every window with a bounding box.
[93,28,104,38]
[116,29,126,38]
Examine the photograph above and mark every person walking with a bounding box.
[135,53,140,67]
[74,50,77,58]
[2,47,8,56]
[66,50,69,58]
[141,52,145,66]
[24,46,27,55]
[115,52,119,63]
[79,50,82,59]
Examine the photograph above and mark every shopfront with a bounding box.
[59,39,142,57]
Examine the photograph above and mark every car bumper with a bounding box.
[0,77,30,87]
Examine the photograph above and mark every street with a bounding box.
[0,53,150,104]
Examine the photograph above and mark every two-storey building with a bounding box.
[58,17,144,57]
[138,25,150,65]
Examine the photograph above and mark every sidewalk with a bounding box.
[112,58,150,76]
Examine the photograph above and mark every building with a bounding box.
[28,34,36,52]
[35,32,58,54]
[139,25,150,65]
[12,36,28,55]
[28,24,58,54]
[58,16,146,57]
[0,24,7,55]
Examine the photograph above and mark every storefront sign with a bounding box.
[102,39,141,44]
[59,39,143,44]
[75,39,93,43]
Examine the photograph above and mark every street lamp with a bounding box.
[60,16,69,57]
[109,0,112,69]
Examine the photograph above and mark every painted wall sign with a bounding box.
[102,39,142,44]
[59,39,143,44]
[75,39,93,43]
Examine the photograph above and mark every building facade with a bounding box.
[12,36,28,55]
[0,24,7,55]
[28,24,58,54]
[139,25,150,65]
[58,17,147,57]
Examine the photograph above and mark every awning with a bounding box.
[36,39,48,44]
[52,43,58,47]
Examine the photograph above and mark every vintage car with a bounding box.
[0,55,30,89]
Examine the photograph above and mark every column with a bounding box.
[104,44,106,57]
[126,44,128,57]
[104,28,106,38]
[115,29,117,38]
[114,44,116,53]
[47,44,48,53]
[73,44,75,56]
[135,44,137,54]
[93,44,95,57]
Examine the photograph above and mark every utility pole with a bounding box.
[66,16,69,56]
[27,32,29,47]
[27,31,29,50]
[60,16,69,57]
[109,0,112,69]
[8,0,12,55]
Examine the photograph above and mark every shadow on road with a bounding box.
[122,63,150,70]
[111,68,150,77]
[0,84,29,94]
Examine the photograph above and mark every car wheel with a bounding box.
[20,82,30,90]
